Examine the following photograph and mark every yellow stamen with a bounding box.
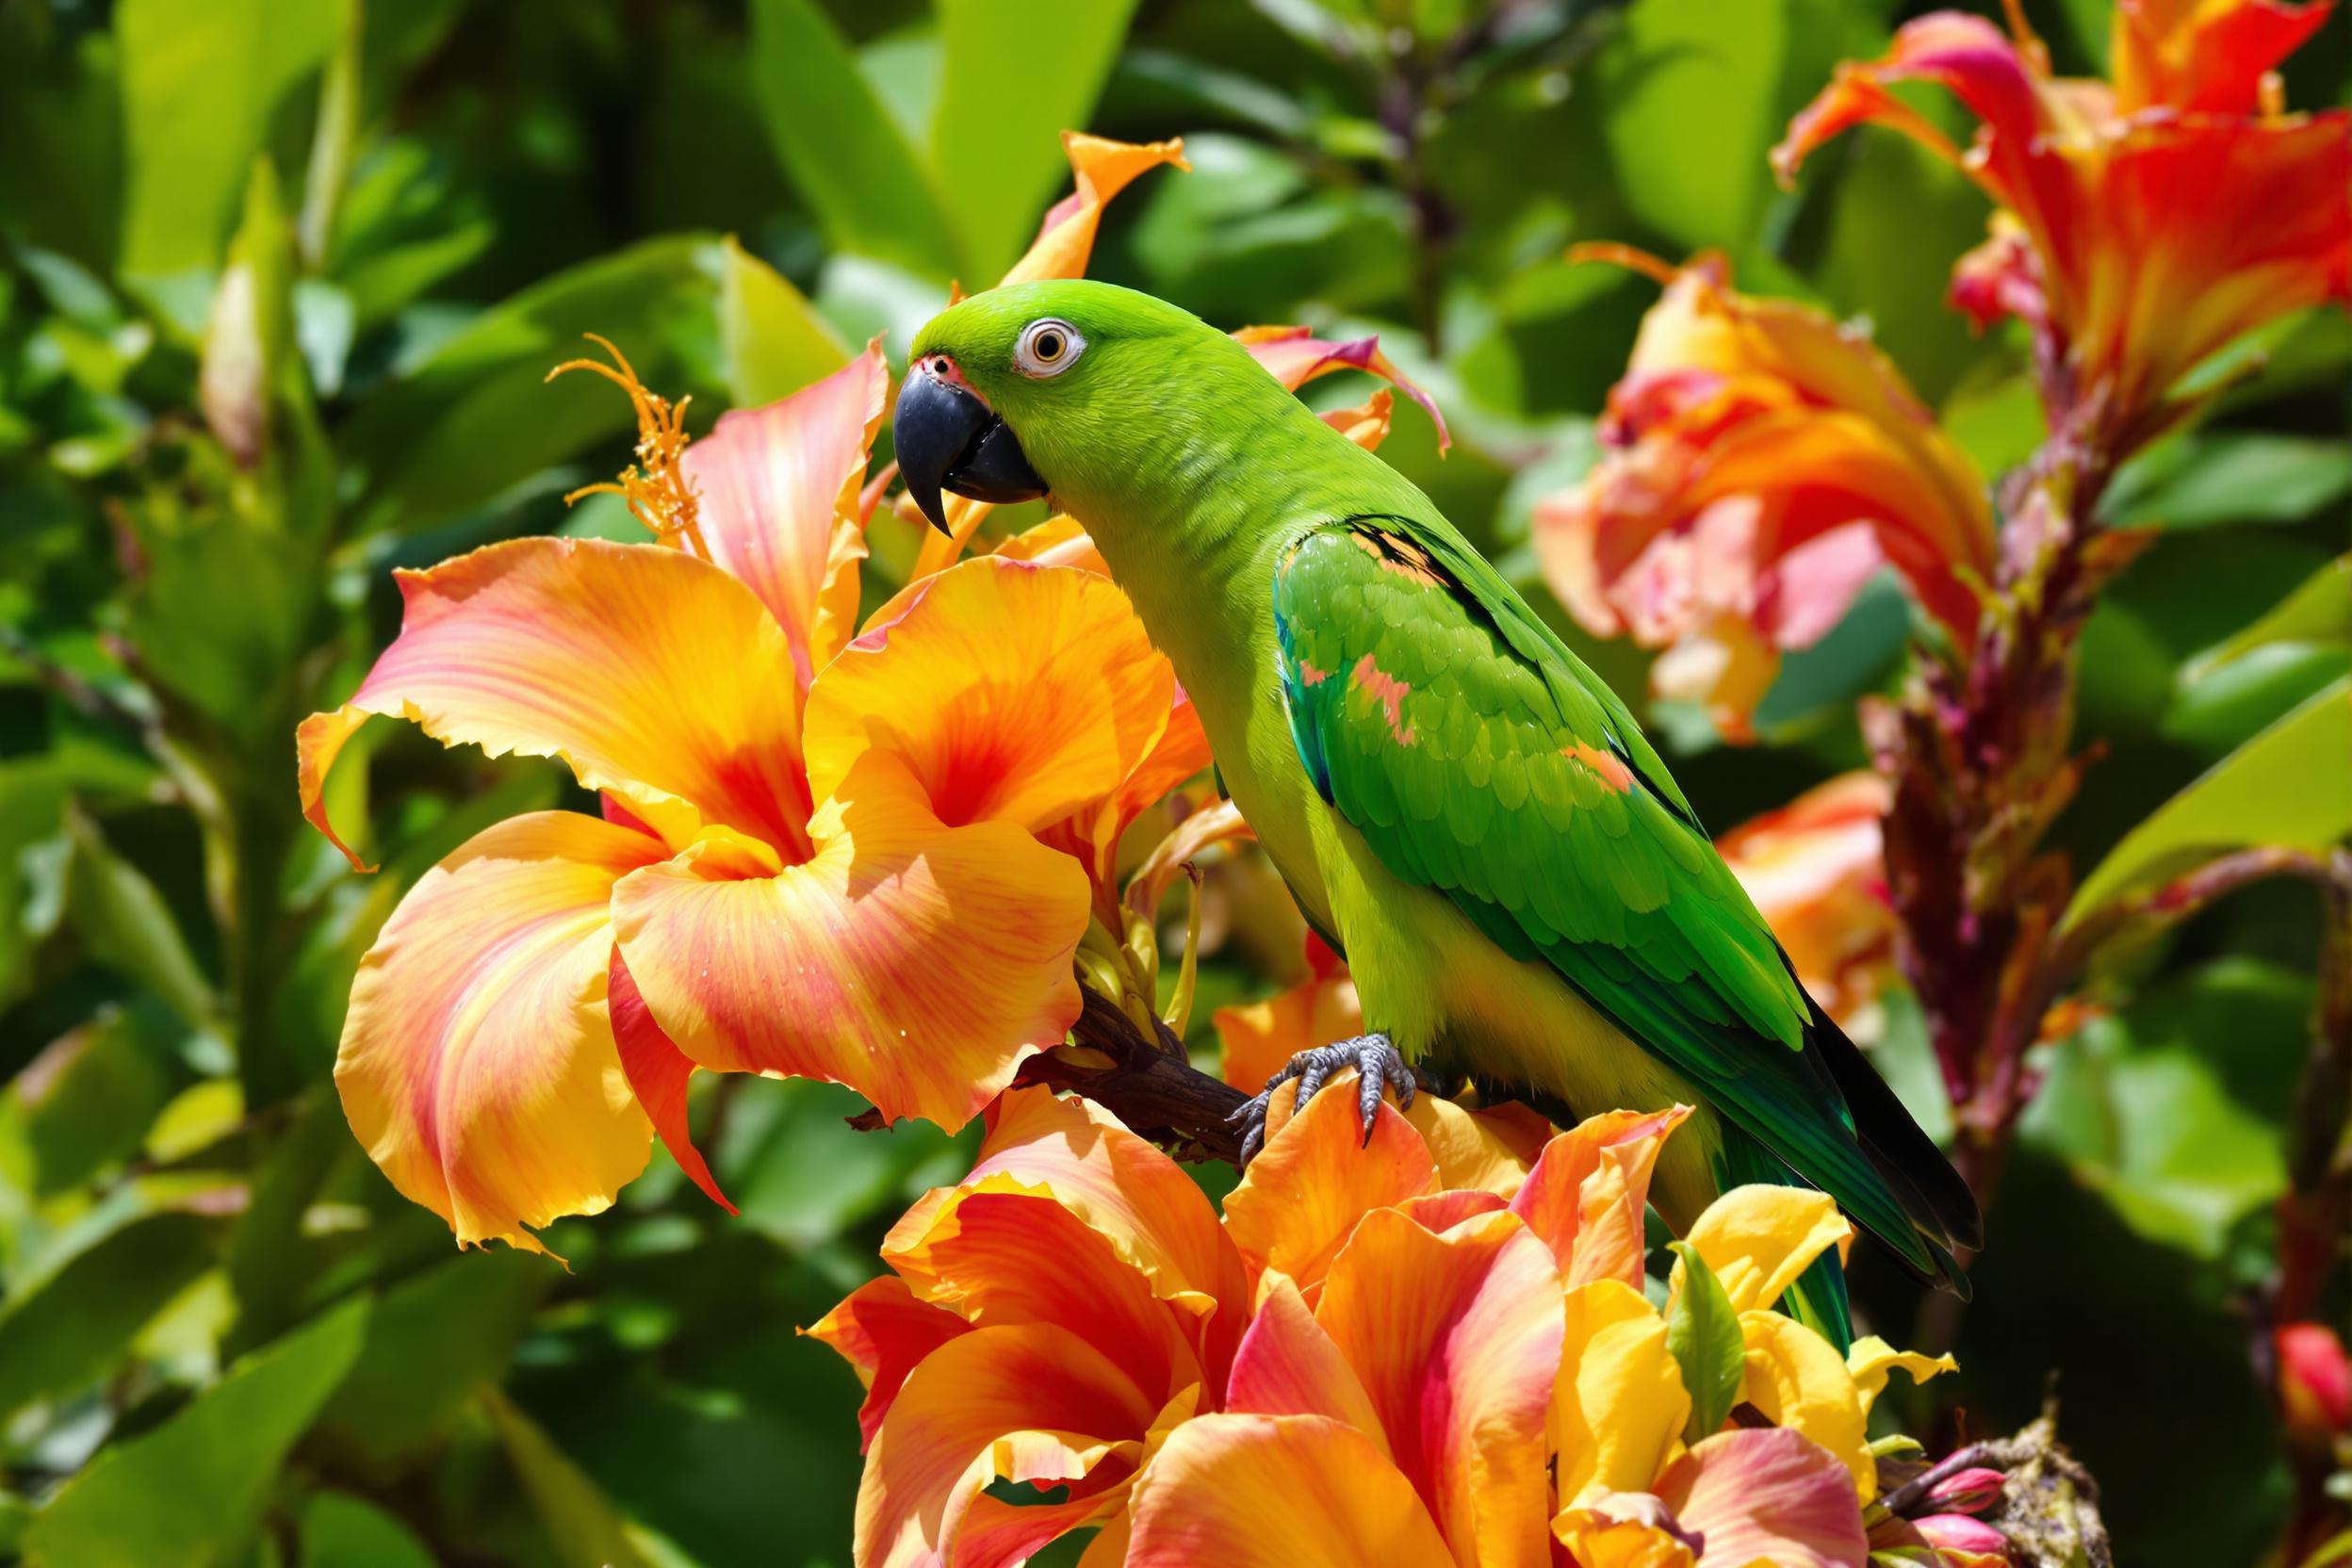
[546,334,710,560]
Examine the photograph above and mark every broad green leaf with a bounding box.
[747,0,957,279]
[1664,1242,1744,1445]
[2064,677,2352,928]
[24,1294,368,1568]
[63,807,218,1030]
[316,1251,551,1470]
[1593,0,1787,254]
[928,0,1144,280]
[116,0,340,274]
[2022,972,2299,1260]
[1,1002,185,1198]
[0,1212,222,1422]
[338,235,722,538]
[2183,555,2351,684]
[2104,432,2352,531]
[295,1494,434,1568]
[720,237,851,408]
[481,1387,661,1568]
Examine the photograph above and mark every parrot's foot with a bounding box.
[1229,1034,1420,1168]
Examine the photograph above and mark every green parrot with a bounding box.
[893,281,1979,1339]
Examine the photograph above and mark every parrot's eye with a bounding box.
[1014,318,1085,378]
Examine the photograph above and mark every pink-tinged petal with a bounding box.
[855,1323,1159,1568]
[1122,1413,1453,1568]
[1234,325,1451,452]
[1221,1084,1438,1306]
[610,751,1088,1132]
[1658,1427,1870,1568]
[335,811,665,1251]
[1226,1275,1390,1457]
[1000,133,1190,287]
[808,558,1176,834]
[607,946,731,1214]
[299,537,810,868]
[1317,1208,1564,1568]
[1510,1106,1692,1291]
[1557,1280,1690,1501]
[1916,1512,2010,1557]
[806,1276,972,1452]
[681,341,887,689]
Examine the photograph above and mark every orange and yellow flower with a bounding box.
[1773,0,2351,448]
[820,1070,1960,1568]
[302,137,1195,1252]
[1533,249,1995,740]
[1716,773,1898,1035]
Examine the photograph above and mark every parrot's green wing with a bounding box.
[1272,516,1978,1281]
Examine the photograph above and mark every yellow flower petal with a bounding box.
[335,811,663,1251]
[1557,1280,1690,1502]
[1845,1334,1957,1419]
[1682,1184,1853,1315]
[1738,1311,1873,1499]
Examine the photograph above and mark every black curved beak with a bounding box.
[893,359,1047,534]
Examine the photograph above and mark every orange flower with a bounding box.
[302,136,1201,1253]
[1551,1427,1870,1568]
[1774,2,2351,447]
[818,1073,1699,1567]
[1533,249,1994,741]
[1716,773,1897,1034]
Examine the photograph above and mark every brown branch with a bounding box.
[844,983,1251,1164]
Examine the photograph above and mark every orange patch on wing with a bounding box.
[1565,742,1635,793]
[1349,654,1415,745]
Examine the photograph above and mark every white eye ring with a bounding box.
[1014,318,1085,378]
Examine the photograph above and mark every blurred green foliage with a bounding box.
[0,0,2344,1563]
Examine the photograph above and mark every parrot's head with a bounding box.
[896,280,1256,534]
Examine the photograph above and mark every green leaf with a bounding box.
[927,0,1143,280]
[1,1002,186,1198]
[2064,677,2352,928]
[63,806,218,1030]
[1664,1242,1744,1445]
[0,1212,222,1423]
[720,237,851,408]
[481,1387,662,1568]
[339,235,722,538]
[2104,432,2352,531]
[295,1494,435,1568]
[2183,555,2351,684]
[316,1251,552,1471]
[24,1294,369,1568]
[2021,981,2295,1260]
[1593,0,1787,254]
[116,0,340,274]
[747,0,957,279]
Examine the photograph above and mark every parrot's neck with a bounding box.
[1049,387,1422,710]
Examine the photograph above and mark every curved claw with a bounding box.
[1228,1033,1413,1168]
